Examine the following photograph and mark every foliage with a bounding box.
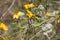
[0,0,60,40]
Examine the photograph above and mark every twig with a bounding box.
[29,17,57,40]
[23,28,28,34]
[8,30,20,38]
[0,0,15,19]
[29,30,42,40]
[29,20,49,40]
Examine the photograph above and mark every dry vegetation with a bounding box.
[0,0,60,40]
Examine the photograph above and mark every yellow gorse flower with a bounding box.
[26,10,35,18]
[29,3,35,8]
[46,12,51,16]
[3,36,9,40]
[0,23,8,31]
[13,11,24,19]
[24,3,35,9]
[58,17,60,23]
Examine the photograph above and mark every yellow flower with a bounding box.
[3,36,9,40]
[26,10,35,18]
[29,3,35,8]
[13,11,24,19]
[24,3,34,9]
[58,17,60,23]
[0,23,8,31]
[24,4,29,9]
[46,12,51,16]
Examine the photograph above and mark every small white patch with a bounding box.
[38,5,44,10]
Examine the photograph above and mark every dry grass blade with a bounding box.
[0,0,15,19]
